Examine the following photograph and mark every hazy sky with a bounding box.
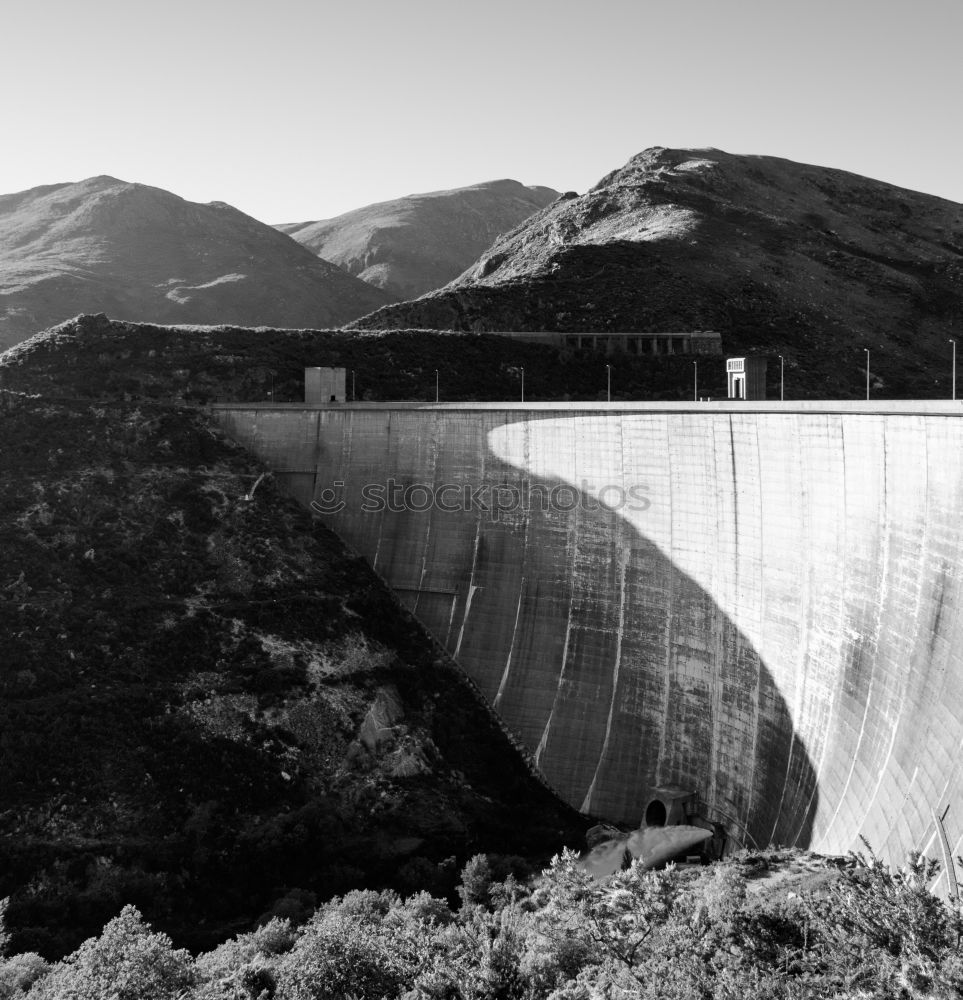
[3,0,960,223]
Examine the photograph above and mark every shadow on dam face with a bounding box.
[419,464,820,851]
[211,402,963,883]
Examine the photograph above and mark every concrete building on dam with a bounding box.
[212,397,963,893]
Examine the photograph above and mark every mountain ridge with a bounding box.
[351,147,963,395]
[0,176,392,349]
[278,178,559,300]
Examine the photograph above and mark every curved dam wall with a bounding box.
[212,401,963,884]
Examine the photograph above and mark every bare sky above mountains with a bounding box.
[4,0,961,223]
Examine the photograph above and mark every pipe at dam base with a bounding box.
[212,400,963,896]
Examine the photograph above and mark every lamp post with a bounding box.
[521,367,525,403]
[606,364,611,402]
[693,361,698,402]
[435,369,439,403]
[351,370,356,402]
[864,349,870,401]
[951,340,957,401]
[778,355,784,401]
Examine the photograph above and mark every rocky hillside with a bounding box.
[277,179,559,300]
[0,317,586,959]
[0,177,391,350]
[353,147,963,398]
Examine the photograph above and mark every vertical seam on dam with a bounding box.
[412,412,441,615]
[707,416,725,821]
[823,416,889,845]
[743,415,763,845]
[495,418,532,709]
[794,415,841,847]
[535,440,580,769]
[454,513,482,660]
[655,415,675,788]
[864,419,925,850]
[742,414,763,842]
[494,585,525,709]
[581,428,629,813]
[768,413,796,845]
[729,416,740,591]
[372,411,391,573]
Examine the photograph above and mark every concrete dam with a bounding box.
[212,400,963,884]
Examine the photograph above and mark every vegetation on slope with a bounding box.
[0,371,585,959]
[8,308,939,404]
[3,846,963,999]
[3,313,752,404]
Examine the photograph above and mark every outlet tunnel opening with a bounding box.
[644,799,667,827]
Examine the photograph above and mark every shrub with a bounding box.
[393,892,454,929]
[0,953,49,998]
[25,905,193,1000]
[195,917,295,997]
[807,846,963,997]
[321,888,401,922]
[274,914,409,1000]
[457,854,494,910]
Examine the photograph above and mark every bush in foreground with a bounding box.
[5,848,963,999]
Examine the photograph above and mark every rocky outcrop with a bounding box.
[278,179,559,300]
[359,686,406,752]
[0,176,392,349]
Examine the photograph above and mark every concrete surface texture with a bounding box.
[212,402,963,889]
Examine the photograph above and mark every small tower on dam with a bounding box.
[727,356,768,400]
[305,367,346,404]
